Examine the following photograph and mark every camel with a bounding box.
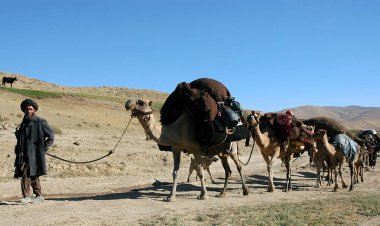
[311,142,333,188]
[247,111,314,192]
[187,155,218,183]
[125,99,249,201]
[246,111,283,192]
[313,129,359,191]
[354,149,365,184]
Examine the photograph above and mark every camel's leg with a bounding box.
[262,150,277,192]
[349,162,354,191]
[333,165,339,192]
[338,161,348,189]
[194,156,208,200]
[262,154,274,192]
[315,162,322,188]
[365,153,370,171]
[187,161,195,183]
[187,168,194,183]
[164,150,181,202]
[360,164,364,182]
[217,155,232,198]
[327,165,334,186]
[354,164,358,184]
[206,168,215,183]
[283,153,293,192]
[229,146,249,196]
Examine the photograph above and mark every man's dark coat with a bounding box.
[14,116,55,178]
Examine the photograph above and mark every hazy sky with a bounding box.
[1,1,379,111]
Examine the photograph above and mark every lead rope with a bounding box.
[45,117,133,164]
[238,133,255,166]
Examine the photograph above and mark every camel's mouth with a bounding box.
[125,99,153,119]
[125,100,135,111]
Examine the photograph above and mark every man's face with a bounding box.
[24,106,36,118]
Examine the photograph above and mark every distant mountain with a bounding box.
[2,72,379,131]
[285,105,380,131]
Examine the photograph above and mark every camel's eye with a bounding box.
[137,100,145,106]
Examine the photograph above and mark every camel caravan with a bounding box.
[125,78,380,201]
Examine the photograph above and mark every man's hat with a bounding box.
[20,99,38,112]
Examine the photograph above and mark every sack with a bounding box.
[221,107,239,129]
[224,97,242,116]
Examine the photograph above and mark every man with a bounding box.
[14,99,54,204]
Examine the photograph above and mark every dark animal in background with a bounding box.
[2,77,18,87]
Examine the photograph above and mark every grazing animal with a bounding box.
[314,129,359,191]
[125,99,249,201]
[2,77,17,87]
[187,155,219,183]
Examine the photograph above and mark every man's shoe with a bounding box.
[20,196,32,204]
[31,196,44,203]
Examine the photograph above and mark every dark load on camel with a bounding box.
[159,78,250,151]
[258,111,314,146]
[303,117,363,146]
[358,129,380,143]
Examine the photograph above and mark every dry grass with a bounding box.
[139,193,380,226]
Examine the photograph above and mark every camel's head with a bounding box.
[246,111,262,127]
[314,129,327,141]
[125,99,153,119]
[305,125,316,134]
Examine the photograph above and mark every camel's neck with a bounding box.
[253,122,271,148]
[136,111,198,150]
[137,114,163,144]
[319,135,337,156]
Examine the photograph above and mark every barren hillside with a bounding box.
[0,72,379,225]
[2,72,379,131]
[289,105,380,131]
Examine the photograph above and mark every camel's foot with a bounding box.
[163,196,176,202]
[283,185,292,192]
[197,194,209,200]
[267,186,275,192]
[315,183,322,188]
[342,183,348,189]
[349,185,354,191]
[333,185,338,192]
[243,187,249,196]
[216,192,227,198]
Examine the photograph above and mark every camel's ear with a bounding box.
[148,101,152,107]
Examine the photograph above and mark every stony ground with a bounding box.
[1,81,379,225]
